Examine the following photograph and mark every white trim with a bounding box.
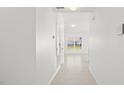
[89,64,99,84]
[48,64,61,84]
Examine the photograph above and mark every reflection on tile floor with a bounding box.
[51,54,97,85]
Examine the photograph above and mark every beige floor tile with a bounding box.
[51,54,97,85]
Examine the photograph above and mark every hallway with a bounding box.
[51,54,97,85]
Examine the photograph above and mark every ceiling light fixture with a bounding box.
[71,24,76,28]
[69,7,79,11]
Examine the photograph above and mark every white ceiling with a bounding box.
[55,7,96,12]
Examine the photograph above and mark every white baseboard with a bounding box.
[48,65,61,85]
[89,64,99,84]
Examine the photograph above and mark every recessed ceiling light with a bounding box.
[68,7,79,11]
[71,24,76,27]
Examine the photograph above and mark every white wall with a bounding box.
[90,8,124,84]
[0,7,57,85]
[0,8,36,84]
[36,8,57,84]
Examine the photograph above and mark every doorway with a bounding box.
[51,8,96,85]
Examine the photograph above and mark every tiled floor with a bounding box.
[51,54,97,85]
